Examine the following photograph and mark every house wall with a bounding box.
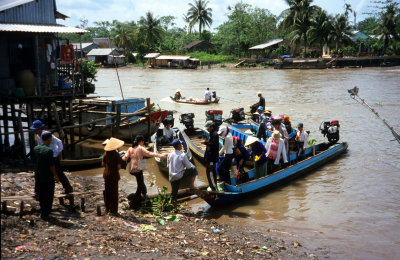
[0,0,56,24]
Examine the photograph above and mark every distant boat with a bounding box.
[170,96,220,105]
[152,127,193,174]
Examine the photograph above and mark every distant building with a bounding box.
[144,53,199,69]
[0,0,87,96]
[71,42,98,57]
[184,40,212,52]
[87,48,125,67]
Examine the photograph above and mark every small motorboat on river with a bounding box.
[170,96,220,105]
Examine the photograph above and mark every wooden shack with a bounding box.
[145,54,199,69]
[87,48,125,67]
[0,0,88,162]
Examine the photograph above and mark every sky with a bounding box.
[57,0,373,30]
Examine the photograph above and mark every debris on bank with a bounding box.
[1,172,325,259]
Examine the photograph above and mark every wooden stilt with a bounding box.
[26,103,35,153]
[69,100,75,151]
[51,102,65,145]
[81,197,85,212]
[10,104,20,145]
[2,104,10,149]
[17,109,27,163]
[115,104,121,136]
[78,99,82,140]
[146,98,151,141]
[19,200,24,218]
[111,101,116,137]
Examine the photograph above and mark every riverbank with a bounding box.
[1,171,326,259]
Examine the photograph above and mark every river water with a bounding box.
[75,66,400,259]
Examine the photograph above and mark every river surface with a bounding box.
[74,66,400,259]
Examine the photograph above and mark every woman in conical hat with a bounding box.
[245,136,267,179]
[102,137,124,215]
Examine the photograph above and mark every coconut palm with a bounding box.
[289,12,313,56]
[308,9,334,55]
[138,11,163,49]
[111,22,136,54]
[182,13,193,34]
[373,3,399,54]
[332,14,353,52]
[187,0,213,38]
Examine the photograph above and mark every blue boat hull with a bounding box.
[204,140,348,206]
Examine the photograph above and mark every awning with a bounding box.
[0,23,88,34]
[249,39,285,50]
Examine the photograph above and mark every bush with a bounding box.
[271,44,290,58]
[186,51,236,64]
[81,60,98,94]
[342,46,356,56]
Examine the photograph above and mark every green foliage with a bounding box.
[81,60,98,94]
[271,44,290,58]
[342,46,356,56]
[139,185,182,226]
[187,0,213,38]
[187,51,236,63]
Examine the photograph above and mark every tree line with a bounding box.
[64,0,400,61]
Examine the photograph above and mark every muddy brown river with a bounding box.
[72,66,400,259]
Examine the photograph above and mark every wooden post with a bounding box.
[81,197,85,212]
[10,104,20,145]
[115,104,121,136]
[2,104,10,149]
[51,102,65,145]
[17,109,27,162]
[146,98,151,141]
[208,60,211,69]
[19,200,24,218]
[47,103,52,126]
[111,101,116,137]
[2,201,7,214]
[78,99,82,139]
[96,204,101,216]
[26,103,35,153]
[69,100,75,151]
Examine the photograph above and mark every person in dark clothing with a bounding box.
[202,121,219,191]
[30,120,73,195]
[33,131,59,220]
[102,137,124,215]
[256,106,268,142]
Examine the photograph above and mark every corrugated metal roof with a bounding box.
[0,0,35,12]
[87,48,116,56]
[156,55,191,60]
[144,53,160,58]
[0,23,88,33]
[71,42,96,49]
[249,39,284,50]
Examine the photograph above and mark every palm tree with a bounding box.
[373,3,399,54]
[308,9,334,55]
[182,13,193,34]
[187,0,213,38]
[332,14,353,53]
[111,22,136,54]
[279,0,320,55]
[138,11,163,49]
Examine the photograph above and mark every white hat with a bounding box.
[104,137,124,151]
[176,88,181,92]
[245,136,258,146]
[257,92,262,95]
[218,126,228,137]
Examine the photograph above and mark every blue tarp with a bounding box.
[280,55,292,59]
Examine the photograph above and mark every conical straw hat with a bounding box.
[104,137,124,151]
[245,136,258,146]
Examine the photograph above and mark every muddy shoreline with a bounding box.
[1,171,328,259]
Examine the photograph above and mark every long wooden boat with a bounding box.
[72,98,168,141]
[152,127,193,174]
[170,96,220,105]
[180,127,223,162]
[197,124,348,206]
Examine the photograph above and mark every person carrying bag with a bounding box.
[122,135,167,208]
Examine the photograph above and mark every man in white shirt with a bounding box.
[217,126,234,185]
[30,120,73,195]
[204,88,212,101]
[167,139,198,204]
[296,123,309,160]
[162,124,176,145]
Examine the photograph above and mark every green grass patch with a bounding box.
[186,51,236,64]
